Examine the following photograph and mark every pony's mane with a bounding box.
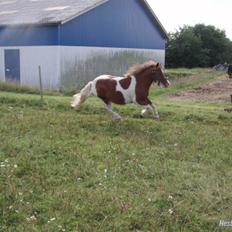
[124,60,157,77]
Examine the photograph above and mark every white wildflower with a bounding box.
[168,195,173,200]
[27,215,36,222]
[30,215,37,220]
[168,209,174,215]
[48,217,56,223]
[14,164,18,168]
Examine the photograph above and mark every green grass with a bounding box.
[0,69,232,231]
[165,68,215,79]
[0,81,62,96]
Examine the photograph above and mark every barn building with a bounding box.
[0,0,168,90]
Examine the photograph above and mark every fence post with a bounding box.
[38,65,43,102]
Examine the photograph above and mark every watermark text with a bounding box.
[219,220,232,227]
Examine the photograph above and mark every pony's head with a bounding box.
[125,61,170,87]
[150,62,170,88]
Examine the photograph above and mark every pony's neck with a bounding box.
[136,72,154,89]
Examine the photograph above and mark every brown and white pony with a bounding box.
[71,61,170,120]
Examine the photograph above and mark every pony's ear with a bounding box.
[156,62,160,68]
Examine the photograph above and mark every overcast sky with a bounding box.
[147,0,232,40]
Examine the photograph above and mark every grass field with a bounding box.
[1,69,232,231]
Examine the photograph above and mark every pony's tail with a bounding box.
[71,81,93,108]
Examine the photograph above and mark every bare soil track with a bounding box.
[170,75,232,103]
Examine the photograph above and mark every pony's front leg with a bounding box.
[140,103,160,120]
[105,103,122,120]
[150,103,160,120]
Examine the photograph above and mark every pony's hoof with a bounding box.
[71,104,76,108]
[113,117,122,121]
[112,116,122,121]
[154,116,160,120]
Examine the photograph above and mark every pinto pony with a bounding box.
[71,61,170,120]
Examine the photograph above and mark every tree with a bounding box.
[166,24,232,68]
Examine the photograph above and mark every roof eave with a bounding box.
[142,0,169,40]
[0,22,60,27]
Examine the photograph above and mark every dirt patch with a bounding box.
[169,76,232,103]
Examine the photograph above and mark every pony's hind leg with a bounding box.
[105,103,122,120]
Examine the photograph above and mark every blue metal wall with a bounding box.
[0,25,58,46]
[60,0,166,49]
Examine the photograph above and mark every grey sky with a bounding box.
[147,0,232,40]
